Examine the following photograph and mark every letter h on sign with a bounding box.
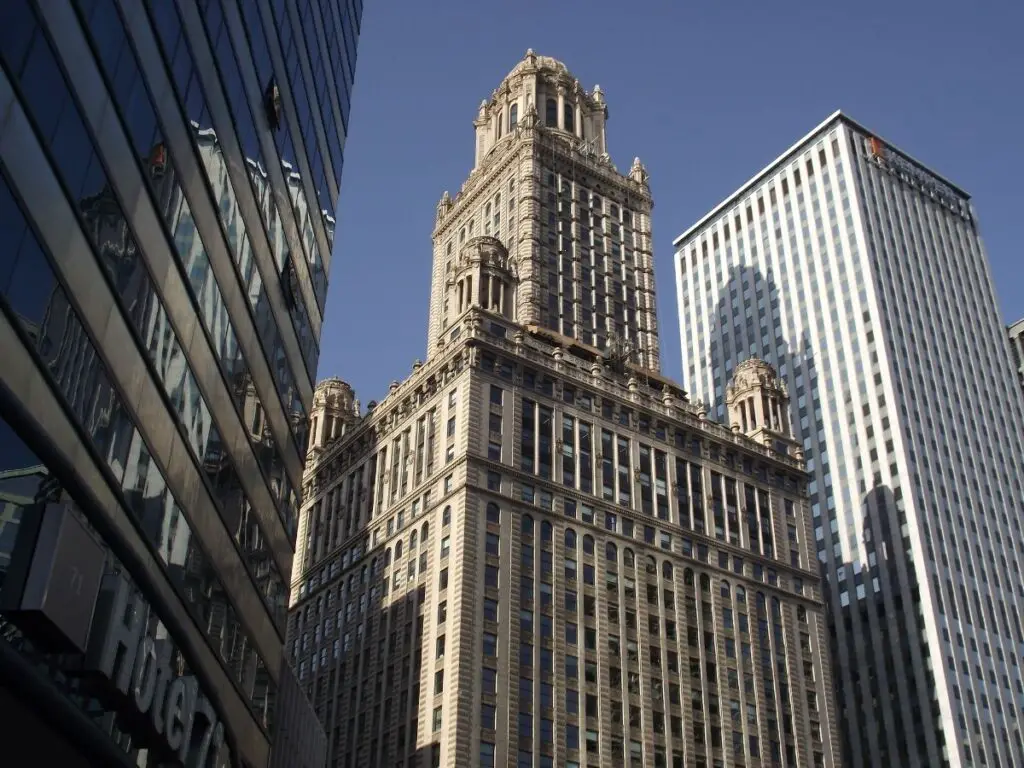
[84,574,146,704]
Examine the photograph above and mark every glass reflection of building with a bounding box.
[0,1,361,766]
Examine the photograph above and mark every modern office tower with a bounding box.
[289,52,841,768]
[1009,319,1024,393]
[674,111,1024,768]
[0,1,360,766]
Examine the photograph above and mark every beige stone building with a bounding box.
[1010,318,1024,393]
[288,52,841,768]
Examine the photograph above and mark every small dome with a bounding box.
[503,50,574,84]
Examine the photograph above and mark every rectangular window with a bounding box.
[480,742,495,768]
[487,471,501,490]
[521,399,536,473]
[483,667,498,695]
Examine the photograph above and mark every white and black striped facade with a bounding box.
[674,111,1024,767]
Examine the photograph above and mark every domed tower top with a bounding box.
[726,358,802,458]
[472,49,610,169]
[445,235,518,329]
[309,377,360,452]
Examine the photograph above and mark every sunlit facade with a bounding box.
[674,111,1024,767]
[288,53,841,768]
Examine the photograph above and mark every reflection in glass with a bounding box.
[0,170,275,729]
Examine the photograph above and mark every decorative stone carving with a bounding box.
[603,332,633,375]
[629,157,650,190]
[436,191,452,223]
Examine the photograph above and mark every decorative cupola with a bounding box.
[472,50,609,169]
[726,358,802,458]
[447,235,518,322]
[309,378,360,453]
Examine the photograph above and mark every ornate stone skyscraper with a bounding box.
[428,50,659,370]
[290,53,841,768]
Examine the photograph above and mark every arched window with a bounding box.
[565,528,577,549]
[410,530,418,549]
[421,521,429,540]
[541,521,553,542]
[645,555,657,575]
[395,541,403,559]
[486,502,500,524]
[459,227,466,243]
[684,568,695,586]
[545,98,557,127]
[442,506,451,526]
[563,103,574,132]
[699,573,711,592]
[522,514,534,535]
[384,550,391,566]
[720,580,731,598]
[624,548,635,567]
[583,535,595,555]
[361,565,368,583]
[606,542,618,561]
[736,586,746,604]
[662,561,673,580]
[797,605,807,623]
[370,556,378,576]
[509,103,518,130]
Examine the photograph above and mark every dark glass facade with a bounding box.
[0,0,360,766]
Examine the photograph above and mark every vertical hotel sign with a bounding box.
[866,135,971,222]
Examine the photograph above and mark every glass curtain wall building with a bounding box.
[0,1,360,766]
[674,111,1024,767]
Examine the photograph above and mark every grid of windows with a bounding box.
[293,339,836,767]
[675,113,1024,768]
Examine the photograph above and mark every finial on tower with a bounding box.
[436,190,453,223]
[629,157,649,188]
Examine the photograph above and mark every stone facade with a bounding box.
[1010,318,1024,393]
[428,49,659,371]
[288,53,841,768]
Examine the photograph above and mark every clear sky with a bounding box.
[320,0,1024,404]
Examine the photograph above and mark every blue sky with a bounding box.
[321,0,1024,403]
